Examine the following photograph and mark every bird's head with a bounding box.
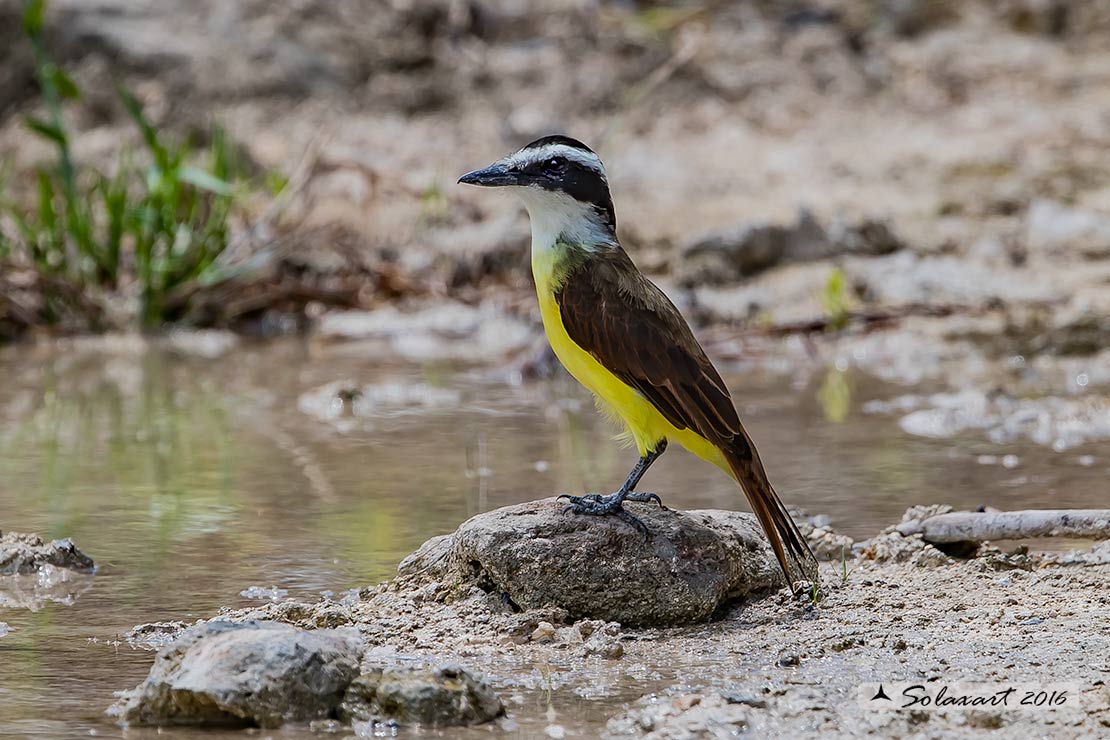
[458,135,616,249]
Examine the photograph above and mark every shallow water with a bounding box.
[0,338,1105,739]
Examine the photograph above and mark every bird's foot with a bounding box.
[556,491,666,537]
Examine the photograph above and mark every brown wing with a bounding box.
[556,247,818,589]
[555,248,747,452]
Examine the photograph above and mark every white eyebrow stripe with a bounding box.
[506,144,606,177]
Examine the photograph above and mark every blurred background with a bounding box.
[0,1,1108,735]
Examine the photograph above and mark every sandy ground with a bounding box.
[124,506,1110,739]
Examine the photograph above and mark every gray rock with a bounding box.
[111,620,362,728]
[397,534,453,580]
[0,532,95,575]
[446,499,784,627]
[1047,540,1110,566]
[0,530,95,611]
[340,663,503,726]
[679,209,903,286]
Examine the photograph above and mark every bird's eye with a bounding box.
[543,157,566,176]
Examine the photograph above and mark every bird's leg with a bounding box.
[620,439,668,507]
[558,441,668,534]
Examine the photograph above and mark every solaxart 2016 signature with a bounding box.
[858,682,1090,712]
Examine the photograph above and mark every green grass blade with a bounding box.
[22,0,46,36]
[178,166,233,196]
[98,176,126,281]
[36,170,58,234]
[117,85,169,170]
[46,64,80,99]
[24,116,67,145]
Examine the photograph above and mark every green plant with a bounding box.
[1,0,240,327]
[840,544,854,584]
[822,266,851,332]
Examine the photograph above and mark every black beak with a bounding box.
[458,162,520,187]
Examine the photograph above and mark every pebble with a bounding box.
[531,621,557,643]
[723,693,768,709]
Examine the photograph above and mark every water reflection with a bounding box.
[0,339,1106,738]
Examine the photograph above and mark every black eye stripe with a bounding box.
[526,159,615,229]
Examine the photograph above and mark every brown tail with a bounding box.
[724,444,818,592]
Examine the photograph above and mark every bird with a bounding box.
[459,135,818,590]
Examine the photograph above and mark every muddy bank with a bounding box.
[2,0,1109,373]
[117,503,1110,738]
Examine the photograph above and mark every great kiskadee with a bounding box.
[459,135,818,589]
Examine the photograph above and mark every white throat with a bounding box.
[513,187,614,254]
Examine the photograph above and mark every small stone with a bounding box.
[580,632,624,659]
[340,663,503,726]
[777,653,801,667]
[0,532,95,575]
[723,693,767,709]
[859,532,951,567]
[123,621,189,650]
[109,621,362,728]
[576,619,604,639]
[530,621,556,643]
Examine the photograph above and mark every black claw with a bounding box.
[558,492,604,504]
[626,492,666,509]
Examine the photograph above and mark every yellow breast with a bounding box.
[532,248,728,471]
